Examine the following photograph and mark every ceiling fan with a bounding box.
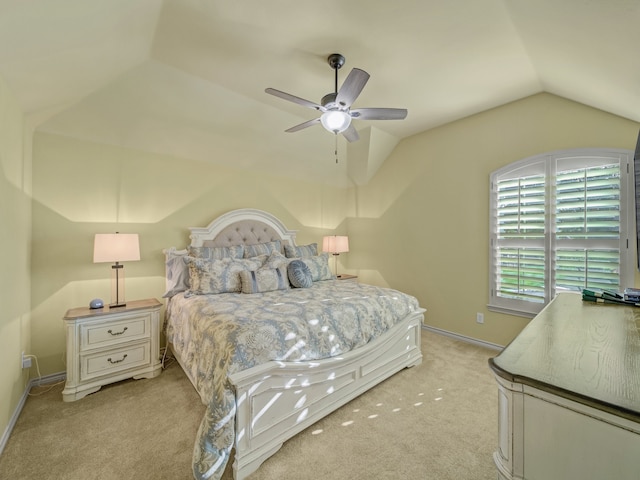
[265,53,407,143]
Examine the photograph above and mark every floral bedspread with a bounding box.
[164,280,421,480]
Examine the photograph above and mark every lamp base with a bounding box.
[110,263,127,308]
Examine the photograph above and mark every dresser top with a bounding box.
[64,298,162,321]
[490,292,640,421]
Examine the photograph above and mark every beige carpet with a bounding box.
[0,331,499,480]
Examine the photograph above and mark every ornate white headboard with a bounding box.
[189,208,298,248]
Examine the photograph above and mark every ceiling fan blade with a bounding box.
[265,88,323,111]
[342,124,360,143]
[350,108,408,120]
[335,68,370,107]
[285,117,321,133]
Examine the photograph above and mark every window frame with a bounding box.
[489,148,634,317]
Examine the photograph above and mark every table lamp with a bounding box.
[322,235,349,278]
[93,233,140,307]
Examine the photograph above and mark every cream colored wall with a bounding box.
[0,77,31,440]
[31,132,352,375]
[348,93,640,347]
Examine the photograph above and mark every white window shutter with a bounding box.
[489,149,632,317]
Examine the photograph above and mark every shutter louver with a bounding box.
[497,175,546,239]
[495,247,545,302]
[554,163,621,293]
[555,249,620,292]
[495,174,546,303]
[556,164,620,240]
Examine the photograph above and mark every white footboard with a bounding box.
[228,309,424,479]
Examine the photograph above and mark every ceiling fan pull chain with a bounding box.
[334,134,339,164]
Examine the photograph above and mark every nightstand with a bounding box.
[62,298,162,402]
[337,274,358,282]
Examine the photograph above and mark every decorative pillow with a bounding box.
[185,256,264,295]
[287,260,313,288]
[243,240,281,258]
[162,251,190,298]
[187,245,244,260]
[284,243,318,258]
[262,251,290,269]
[300,253,334,282]
[240,265,290,294]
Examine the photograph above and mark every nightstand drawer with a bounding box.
[81,341,151,381]
[80,314,150,350]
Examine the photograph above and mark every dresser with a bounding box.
[62,298,162,402]
[488,293,640,479]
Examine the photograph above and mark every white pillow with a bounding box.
[163,251,189,298]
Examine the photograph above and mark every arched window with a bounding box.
[489,149,634,317]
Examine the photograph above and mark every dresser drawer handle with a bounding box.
[107,354,128,364]
[107,327,128,336]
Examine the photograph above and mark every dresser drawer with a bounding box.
[80,341,151,381]
[80,314,150,350]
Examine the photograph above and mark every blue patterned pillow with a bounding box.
[300,253,334,281]
[185,256,264,295]
[287,260,313,288]
[187,245,244,260]
[263,251,290,269]
[284,243,318,258]
[240,265,290,294]
[244,240,281,258]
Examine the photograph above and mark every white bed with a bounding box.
[163,208,425,480]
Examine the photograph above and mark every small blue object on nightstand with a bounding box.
[89,298,104,309]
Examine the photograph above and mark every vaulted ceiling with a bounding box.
[1,0,639,185]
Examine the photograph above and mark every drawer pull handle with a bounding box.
[107,327,128,336]
[107,354,128,364]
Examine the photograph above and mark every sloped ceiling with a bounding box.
[1,0,639,186]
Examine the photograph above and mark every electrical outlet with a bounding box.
[476,313,484,324]
[22,351,32,369]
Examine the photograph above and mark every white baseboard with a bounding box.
[422,324,504,351]
[0,371,66,456]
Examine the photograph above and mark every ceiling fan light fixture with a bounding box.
[320,110,351,133]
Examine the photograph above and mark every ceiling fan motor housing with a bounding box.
[327,53,345,70]
[321,92,340,110]
[324,54,348,109]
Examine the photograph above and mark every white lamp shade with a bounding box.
[93,233,140,263]
[320,110,351,133]
[322,235,349,254]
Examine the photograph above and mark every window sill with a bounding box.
[487,303,538,319]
